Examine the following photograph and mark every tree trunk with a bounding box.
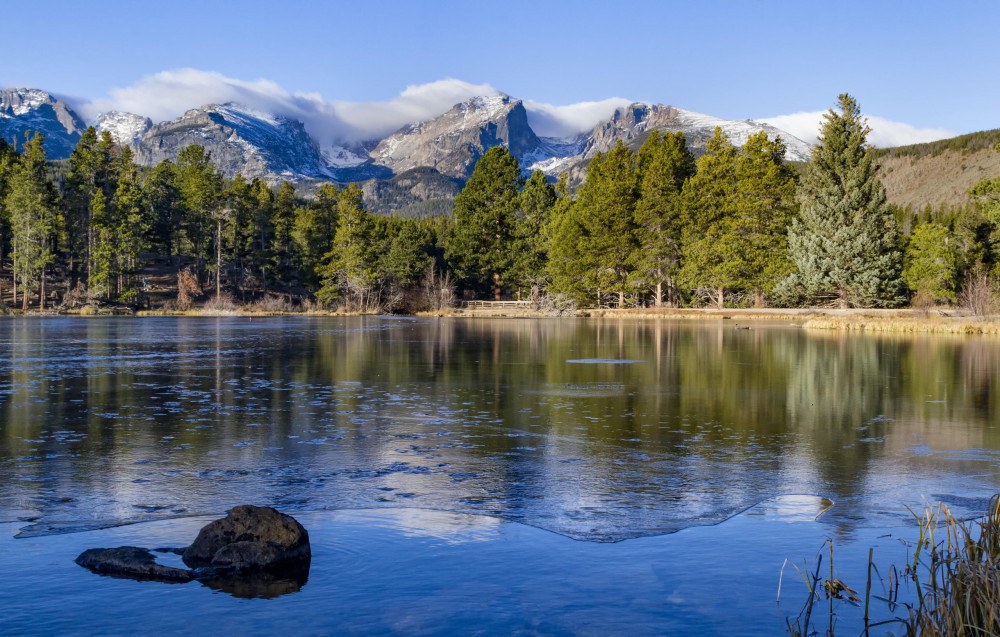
[619,289,625,308]
[716,286,724,309]
[655,281,663,307]
[754,288,765,308]
[493,272,501,302]
[40,266,46,310]
[216,218,222,298]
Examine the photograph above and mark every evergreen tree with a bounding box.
[903,223,959,304]
[678,128,741,307]
[88,190,114,299]
[273,181,297,282]
[545,175,590,304]
[317,184,379,308]
[250,178,274,292]
[727,132,798,306]
[781,94,904,307]
[144,159,181,259]
[110,148,147,302]
[0,139,16,282]
[175,145,223,287]
[5,133,58,308]
[569,140,639,306]
[64,127,115,285]
[630,130,696,306]
[446,146,524,300]
[292,182,338,287]
[384,217,434,287]
[512,170,556,301]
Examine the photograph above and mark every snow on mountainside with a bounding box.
[131,103,333,181]
[95,111,153,147]
[0,88,86,157]
[371,93,543,178]
[0,85,816,203]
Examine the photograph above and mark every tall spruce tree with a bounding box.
[630,130,695,306]
[678,128,741,307]
[446,146,524,300]
[5,133,58,309]
[781,94,903,307]
[513,169,556,301]
[570,140,638,307]
[727,132,798,306]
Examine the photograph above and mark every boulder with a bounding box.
[182,505,310,572]
[75,546,194,582]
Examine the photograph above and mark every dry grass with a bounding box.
[784,497,1000,635]
[803,316,1000,335]
[902,497,1000,635]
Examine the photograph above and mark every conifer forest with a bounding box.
[2,93,998,313]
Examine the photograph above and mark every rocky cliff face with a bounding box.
[132,103,332,181]
[371,94,544,178]
[95,111,153,147]
[0,88,86,157]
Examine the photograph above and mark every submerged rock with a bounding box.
[182,505,311,572]
[75,546,194,582]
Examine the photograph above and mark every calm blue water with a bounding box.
[2,316,999,634]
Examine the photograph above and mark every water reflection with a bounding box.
[2,317,1000,540]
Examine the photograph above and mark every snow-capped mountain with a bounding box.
[371,94,546,178]
[0,85,816,207]
[0,88,86,157]
[95,111,152,147]
[131,103,332,181]
[579,103,813,164]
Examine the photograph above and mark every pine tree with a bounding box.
[64,127,115,286]
[570,140,639,307]
[678,128,741,307]
[111,148,147,302]
[292,182,338,287]
[144,159,181,260]
[273,181,297,282]
[727,132,798,306]
[903,223,960,304]
[446,146,524,300]
[631,130,696,306]
[317,184,378,308]
[5,133,58,309]
[545,174,590,304]
[782,94,904,307]
[175,144,223,288]
[513,169,556,300]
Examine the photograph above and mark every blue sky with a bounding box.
[3,0,997,145]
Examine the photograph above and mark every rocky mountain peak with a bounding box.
[95,111,153,147]
[371,93,541,178]
[0,87,86,156]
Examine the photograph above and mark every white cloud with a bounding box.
[69,69,633,146]
[761,111,956,148]
[73,69,501,146]
[523,97,633,138]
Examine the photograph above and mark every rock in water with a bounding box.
[182,505,310,572]
[75,546,194,582]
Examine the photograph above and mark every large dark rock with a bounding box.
[182,505,310,572]
[75,546,194,582]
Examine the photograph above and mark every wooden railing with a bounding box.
[459,300,533,309]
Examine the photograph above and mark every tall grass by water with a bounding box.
[784,496,1000,635]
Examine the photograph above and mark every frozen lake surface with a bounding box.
[2,316,999,633]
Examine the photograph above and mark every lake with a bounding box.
[2,316,999,634]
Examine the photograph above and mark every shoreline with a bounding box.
[4,305,1000,334]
